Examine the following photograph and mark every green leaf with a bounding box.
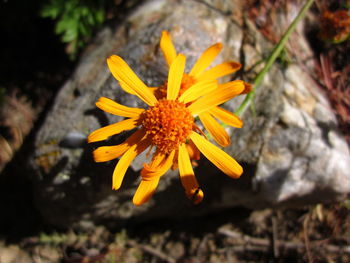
[62,28,78,43]
[95,9,105,24]
[40,0,109,59]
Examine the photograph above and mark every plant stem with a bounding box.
[235,0,315,116]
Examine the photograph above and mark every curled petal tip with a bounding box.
[188,188,204,205]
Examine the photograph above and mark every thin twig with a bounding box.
[218,228,350,254]
[303,214,314,263]
[218,245,269,253]
[127,240,176,263]
[218,228,270,246]
[272,216,279,258]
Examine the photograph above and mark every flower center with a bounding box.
[142,99,194,154]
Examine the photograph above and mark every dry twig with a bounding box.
[127,240,176,263]
[303,214,314,263]
[272,216,279,258]
[218,228,350,255]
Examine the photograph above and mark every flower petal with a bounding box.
[189,43,223,78]
[187,80,244,115]
[132,177,160,206]
[96,97,144,118]
[199,112,231,147]
[167,54,186,100]
[189,131,243,178]
[133,149,176,206]
[178,143,204,204]
[112,136,151,190]
[119,80,136,95]
[178,80,217,104]
[160,31,177,67]
[196,61,241,82]
[148,87,159,95]
[121,82,164,98]
[186,140,200,161]
[107,55,158,106]
[208,106,243,128]
[242,82,253,94]
[88,117,141,143]
[92,129,146,162]
[141,150,176,179]
[218,80,247,94]
[147,150,167,168]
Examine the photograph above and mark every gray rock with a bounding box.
[29,0,350,229]
[0,245,32,263]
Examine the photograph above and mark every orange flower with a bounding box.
[88,53,244,206]
[157,31,250,147]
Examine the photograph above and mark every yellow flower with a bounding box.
[88,53,244,206]
[156,31,251,147]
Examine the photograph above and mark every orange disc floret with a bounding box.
[142,99,194,154]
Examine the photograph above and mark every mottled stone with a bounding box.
[250,64,350,206]
[29,0,350,228]
[0,245,31,263]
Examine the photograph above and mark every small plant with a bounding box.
[41,0,107,59]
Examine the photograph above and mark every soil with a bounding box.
[0,0,349,262]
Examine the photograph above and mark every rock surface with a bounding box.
[0,245,32,263]
[29,0,350,228]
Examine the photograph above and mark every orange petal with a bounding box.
[160,31,177,67]
[242,82,253,94]
[218,80,248,95]
[199,112,231,147]
[107,55,158,106]
[132,176,160,206]
[148,87,159,95]
[187,80,244,115]
[133,149,176,206]
[119,81,136,95]
[141,150,176,179]
[148,150,167,168]
[178,80,217,104]
[143,150,167,172]
[96,97,144,118]
[196,61,241,82]
[178,143,204,204]
[112,136,151,190]
[92,129,146,162]
[208,106,243,128]
[189,131,243,178]
[167,54,186,100]
[189,43,223,78]
[88,117,140,143]
[186,140,201,161]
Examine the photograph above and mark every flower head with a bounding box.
[88,33,246,206]
[158,31,251,147]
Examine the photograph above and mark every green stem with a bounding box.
[235,0,314,116]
